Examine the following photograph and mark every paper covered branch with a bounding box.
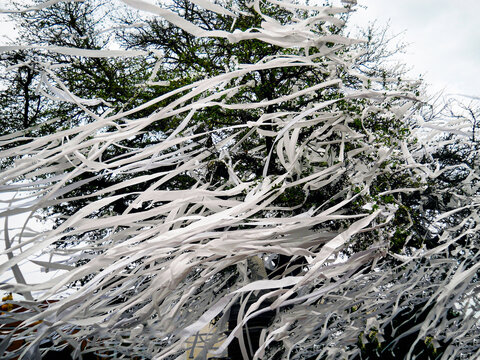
[0,0,479,359]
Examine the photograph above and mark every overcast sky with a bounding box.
[347,0,480,97]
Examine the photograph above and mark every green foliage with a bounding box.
[3,2,459,359]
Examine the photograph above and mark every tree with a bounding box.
[1,1,479,359]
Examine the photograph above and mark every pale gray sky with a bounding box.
[347,0,480,97]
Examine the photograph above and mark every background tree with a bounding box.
[1,1,479,359]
